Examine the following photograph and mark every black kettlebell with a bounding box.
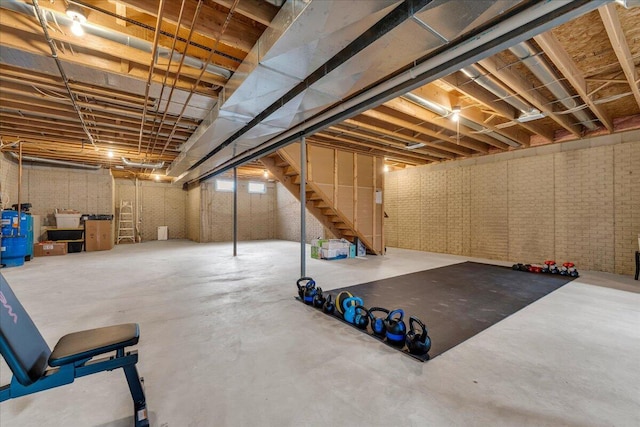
[406,316,431,356]
[313,287,326,308]
[323,294,335,315]
[354,305,369,330]
[296,277,315,300]
[368,307,389,337]
[384,309,407,347]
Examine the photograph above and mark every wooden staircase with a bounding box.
[261,150,380,255]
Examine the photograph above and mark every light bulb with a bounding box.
[383,165,389,173]
[107,150,114,158]
[154,175,160,181]
[451,106,461,122]
[263,170,269,178]
[71,19,84,37]
[451,112,459,122]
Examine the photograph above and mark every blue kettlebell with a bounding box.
[384,309,407,347]
[342,296,364,324]
[368,307,389,337]
[297,277,315,300]
[353,305,369,330]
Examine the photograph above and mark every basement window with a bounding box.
[215,179,235,192]
[248,182,266,194]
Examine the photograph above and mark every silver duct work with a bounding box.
[10,151,101,170]
[31,0,97,150]
[402,93,521,147]
[121,157,165,169]
[460,65,535,116]
[508,42,598,130]
[191,0,605,183]
[1,0,231,79]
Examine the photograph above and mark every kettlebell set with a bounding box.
[512,260,579,277]
[296,278,432,358]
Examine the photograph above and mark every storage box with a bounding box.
[55,213,81,228]
[85,220,113,251]
[311,245,322,260]
[321,239,350,250]
[322,247,348,260]
[33,242,67,257]
[349,244,356,258]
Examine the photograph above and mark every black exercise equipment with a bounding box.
[0,273,149,426]
[406,316,431,356]
[313,287,326,309]
[342,296,363,324]
[368,307,389,337]
[353,306,369,330]
[296,276,315,300]
[384,309,406,347]
[335,291,353,317]
[322,295,335,315]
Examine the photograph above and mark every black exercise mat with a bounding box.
[325,262,576,360]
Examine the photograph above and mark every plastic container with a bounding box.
[2,210,33,261]
[0,235,28,267]
[55,213,81,228]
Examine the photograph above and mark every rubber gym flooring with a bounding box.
[329,262,575,359]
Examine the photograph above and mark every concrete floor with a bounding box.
[1,240,639,427]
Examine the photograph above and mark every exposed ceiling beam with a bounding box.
[478,57,583,137]
[383,98,501,151]
[598,3,640,110]
[441,72,553,142]
[115,0,261,53]
[210,0,279,27]
[360,109,475,157]
[534,32,614,132]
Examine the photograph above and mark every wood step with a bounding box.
[307,193,322,201]
[315,201,330,209]
[341,230,357,237]
[335,223,350,230]
[293,176,301,185]
[284,166,298,177]
[329,216,342,223]
[320,208,335,216]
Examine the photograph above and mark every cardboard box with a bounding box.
[322,248,348,260]
[311,245,322,260]
[349,244,356,258]
[34,242,67,257]
[85,220,113,251]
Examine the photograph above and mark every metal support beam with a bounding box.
[233,145,238,257]
[300,136,306,278]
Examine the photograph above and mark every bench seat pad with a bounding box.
[49,323,139,367]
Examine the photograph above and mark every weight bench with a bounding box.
[0,273,149,427]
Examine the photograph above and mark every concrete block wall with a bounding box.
[0,155,113,224]
[187,186,201,242]
[385,130,640,275]
[200,180,276,242]
[275,182,327,243]
[114,179,187,241]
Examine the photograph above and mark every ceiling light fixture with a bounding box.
[66,5,87,37]
[405,142,425,150]
[154,174,160,181]
[383,165,390,173]
[451,106,461,122]
[263,169,269,178]
[107,150,114,158]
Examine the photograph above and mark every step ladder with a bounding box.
[116,200,136,244]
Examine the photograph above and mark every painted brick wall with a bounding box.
[275,182,326,243]
[200,180,276,242]
[114,179,187,241]
[385,130,640,275]
[0,156,113,224]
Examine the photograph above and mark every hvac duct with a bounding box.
[508,42,598,130]
[1,0,231,79]
[121,157,165,169]
[460,66,535,115]
[9,152,101,170]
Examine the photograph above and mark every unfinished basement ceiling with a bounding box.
[0,0,638,182]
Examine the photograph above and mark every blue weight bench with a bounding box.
[0,273,149,426]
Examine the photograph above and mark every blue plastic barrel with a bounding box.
[1,210,33,261]
[0,235,27,267]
